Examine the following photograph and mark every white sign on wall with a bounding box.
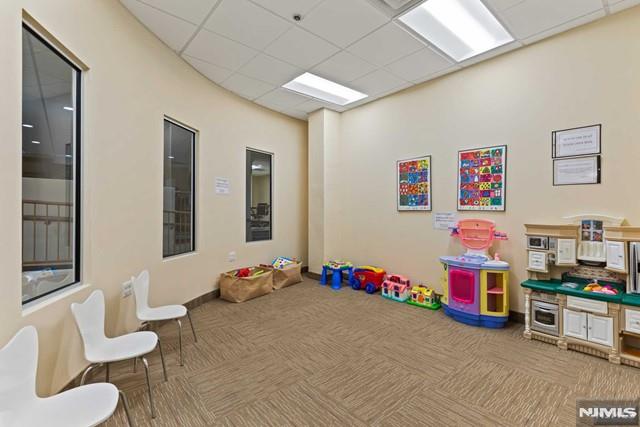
[552,124,601,158]
[433,212,458,230]
[215,177,230,194]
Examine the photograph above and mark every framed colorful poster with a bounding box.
[397,155,431,211]
[457,145,507,211]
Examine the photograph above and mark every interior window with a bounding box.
[163,119,195,257]
[21,25,82,304]
[246,149,272,242]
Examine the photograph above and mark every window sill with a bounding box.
[163,251,198,262]
[22,282,90,317]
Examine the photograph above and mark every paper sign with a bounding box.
[215,177,230,194]
[433,212,458,230]
[553,125,600,158]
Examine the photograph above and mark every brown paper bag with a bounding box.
[262,262,303,289]
[219,268,273,303]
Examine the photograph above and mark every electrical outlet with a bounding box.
[122,280,133,298]
[228,251,236,262]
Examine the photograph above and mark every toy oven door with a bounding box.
[531,300,559,336]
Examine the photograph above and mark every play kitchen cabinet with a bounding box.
[562,308,614,347]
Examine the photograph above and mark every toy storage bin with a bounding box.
[262,261,303,289]
[219,267,273,303]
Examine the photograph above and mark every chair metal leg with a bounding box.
[141,357,156,419]
[187,310,198,343]
[176,318,183,366]
[118,389,135,427]
[80,364,96,385]
[105,362,110,383]
[157,337,168,382]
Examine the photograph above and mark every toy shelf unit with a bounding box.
[440,219,509,328]
[520,216,640,367]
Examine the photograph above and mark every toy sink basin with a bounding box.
[457,219,496,251]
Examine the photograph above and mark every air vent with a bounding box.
[366,0,424,17]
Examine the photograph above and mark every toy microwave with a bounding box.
[527,235,548,250]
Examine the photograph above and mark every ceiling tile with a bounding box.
[312,51,377,83]
[249,0,324,21]
[264,26,340,69]
[221,73,274,99]
[297,99,331,113]
[277,108,308,120]
[485,0,526,12]
[385,48,453,82]
[350,69,407,96]
[238,54,302,86]
[411,66,459,85]
[347,22,424,66]
[458,41,522,66]
[183,29,257,70]
[608,0,640,13]
[183,54,234,83]
[498,0,604,39]
[135,0,216,25]
[255,88,311,109]
[521,10,605,45]
[121,0,197,51]
[299,0,388,48]
[204,0,291,50]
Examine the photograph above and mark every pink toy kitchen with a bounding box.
[440,219,510,328]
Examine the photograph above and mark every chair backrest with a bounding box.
[71,290,107,353]
[0,326,38,411]
[132,270,151,316]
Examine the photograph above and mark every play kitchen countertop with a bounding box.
[521,279,630,305]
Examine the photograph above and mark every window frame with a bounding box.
[245,147,273,243]
[162,117,196,258]
[21,24,83,305]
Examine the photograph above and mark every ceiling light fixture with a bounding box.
[31,140,41,144]
[168,155,175,159]
[22,124,34,128]
[282,72,367,106]
[398,0,513,62]
[63,106,74,111]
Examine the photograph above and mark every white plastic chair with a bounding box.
[0,325,134,427]
[132,270,197,367]
[71,290,167,419]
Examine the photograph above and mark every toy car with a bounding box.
[350,266,386,294]
[381,274,411,302]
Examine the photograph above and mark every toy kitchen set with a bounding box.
[522,214,640,367]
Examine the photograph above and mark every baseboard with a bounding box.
[305,271,321,280]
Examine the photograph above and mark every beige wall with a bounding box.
[312,7,640,314]
[0,0,307,395]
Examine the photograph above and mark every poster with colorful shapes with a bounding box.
[457,145,507,211]
[397,155,431,211]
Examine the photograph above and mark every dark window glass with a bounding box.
[246,149,272,242]
[163,120,195,257]
[22,25,81,304]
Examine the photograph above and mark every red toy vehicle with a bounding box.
[350,266,386,294]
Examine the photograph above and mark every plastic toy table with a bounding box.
[320,261,354,290]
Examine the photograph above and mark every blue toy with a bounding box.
[320,260,354,290]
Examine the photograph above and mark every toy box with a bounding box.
[407,285,441,310]
[350,266,386,294]
[381,274,411,302]
[220,267,273,303]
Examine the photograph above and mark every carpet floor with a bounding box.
[98,277,640,426]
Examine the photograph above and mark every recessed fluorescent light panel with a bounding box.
[398,0,513,62]
[282,72,367,106]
